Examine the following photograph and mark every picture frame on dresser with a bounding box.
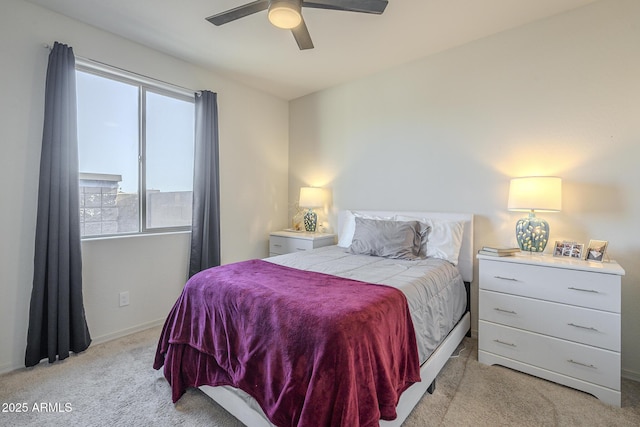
[553,241,584,259]
[585,239,608,262]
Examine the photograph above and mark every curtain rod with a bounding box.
[43,43,201,97]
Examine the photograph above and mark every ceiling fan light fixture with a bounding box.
[268,0,302,29]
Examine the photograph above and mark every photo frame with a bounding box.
[585,240,608,262]
[553,241,585,259]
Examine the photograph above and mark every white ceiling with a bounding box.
[25,0,598,100]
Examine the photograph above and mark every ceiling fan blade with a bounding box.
[292,18,314,50]
[206,0,269,26]
[302,0,388,14]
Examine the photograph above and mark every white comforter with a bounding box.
[266,245,467,364]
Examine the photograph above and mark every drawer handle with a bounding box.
[295,248,307,251]
[568,323,599,332]
[493,339,516,347]
[273,244,282,247]
[567,359,597,369]
[568,286,599,294]
[494,308,517,315]
[494,276,518,281]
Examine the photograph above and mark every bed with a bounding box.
[154,210,474,426]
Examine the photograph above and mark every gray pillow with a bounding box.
[414,220,431,258]
[348,217,429,260]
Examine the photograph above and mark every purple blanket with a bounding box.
[154,259,420,427]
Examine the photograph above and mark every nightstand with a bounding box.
[269,230,336,256]
[477,252,625,406]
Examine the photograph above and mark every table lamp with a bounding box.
[299,187,324,232]
[508,176,562,252]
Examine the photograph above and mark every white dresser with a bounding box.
[477,253,625,406]
[269,230,336,256]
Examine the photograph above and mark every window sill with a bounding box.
[81,229,191,242]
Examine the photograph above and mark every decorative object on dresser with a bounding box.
[553,240,585,259]
[586,239,608,262]
[507,176,562,252]
[477,246,520,257]
[477,252,625,406]
[298,186,324,232]
[290,202,306,231]
[269,230,336,256]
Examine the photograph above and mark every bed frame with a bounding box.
[200,211,474,426]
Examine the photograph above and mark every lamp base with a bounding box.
[515,212,549,252]
[303,209,317,232]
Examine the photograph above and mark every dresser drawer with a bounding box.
[269,235,313,255]
[479,260,620,312]
[479,290,620,351]
[479,321,620,390]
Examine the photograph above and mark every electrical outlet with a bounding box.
[119,291,130,307]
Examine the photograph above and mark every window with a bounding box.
[76,64,195,237]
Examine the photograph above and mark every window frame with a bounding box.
[76,59,195,239]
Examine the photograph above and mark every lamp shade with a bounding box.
[299,187,324,208]
[268,0,302,29]
[508,176,562,212]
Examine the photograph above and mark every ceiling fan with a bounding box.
[206,0,389,50]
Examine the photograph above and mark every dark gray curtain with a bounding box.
[25,42,91,367]
[188,90,221,277]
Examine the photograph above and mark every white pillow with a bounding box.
[395,215,464,266]
[337,211,394,248]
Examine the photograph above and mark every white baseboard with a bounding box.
[622,368,640,383]
[90,319,165,346]
[0,319,164,376]
[0,361,17,376]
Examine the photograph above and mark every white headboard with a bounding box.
[337,210,474,283]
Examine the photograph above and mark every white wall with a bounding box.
[289,0,640,380]
[0,0,289,373]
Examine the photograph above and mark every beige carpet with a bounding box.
[1,326,639,426]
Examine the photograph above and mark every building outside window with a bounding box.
[76,63,195,237]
